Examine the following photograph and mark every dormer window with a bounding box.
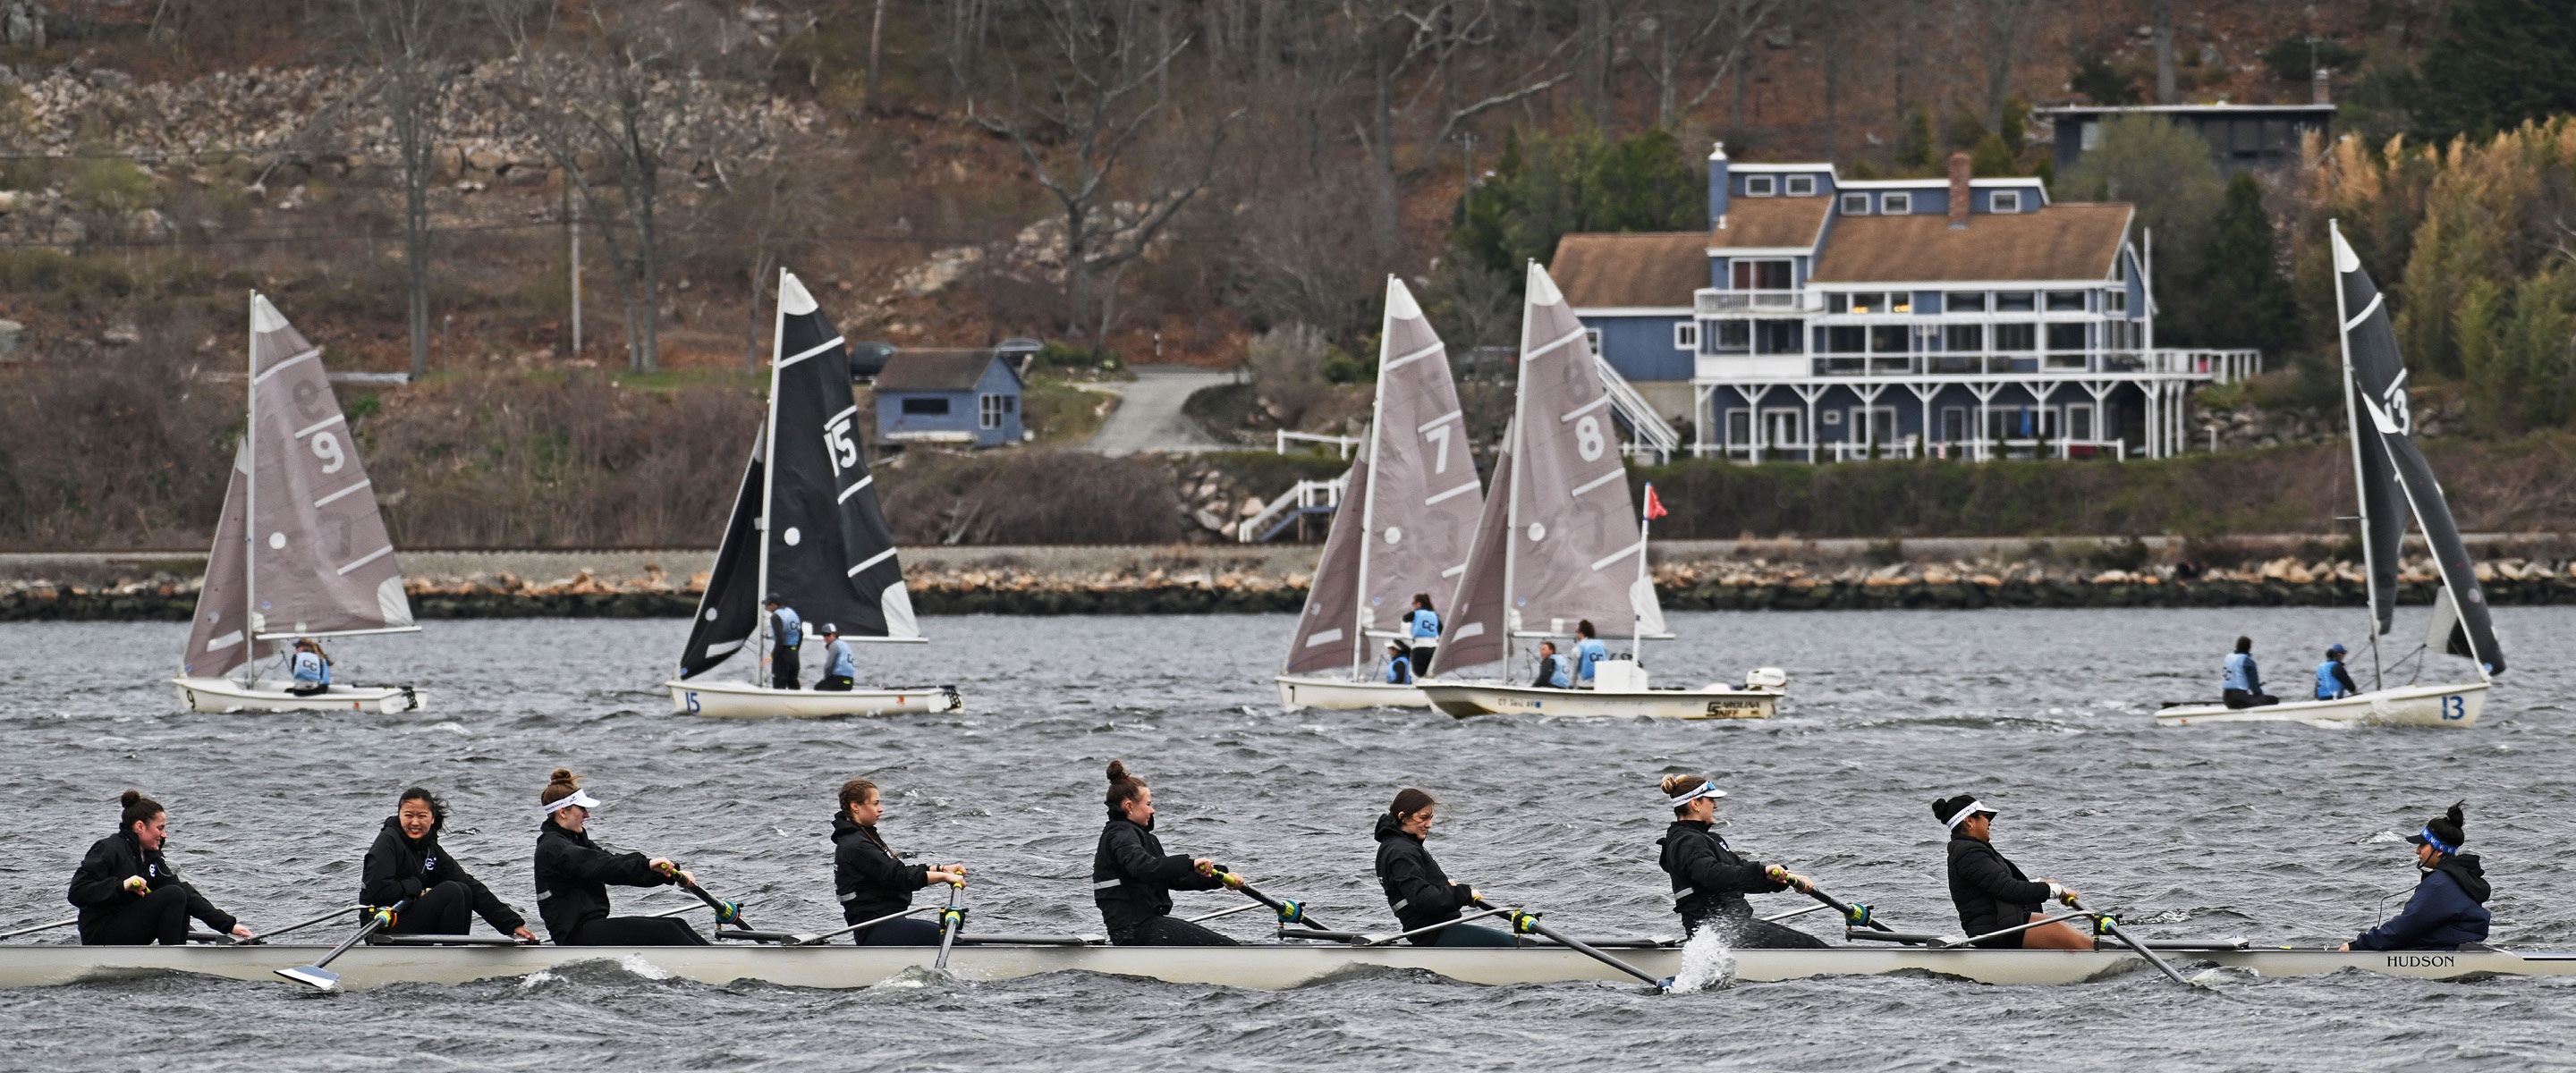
[1841,192,1870,215]
[1744,175,1776,197]
[1991,190,2022,214]
[1785,174,1816,197]
[1883,192,1911,215]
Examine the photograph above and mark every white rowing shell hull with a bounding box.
[2155,680,2486,728]
[1419,680,1781,720]
[1274,675,1430,711]
[0,943,2564,991]
[172,677,426,714]
[665,680,962,718]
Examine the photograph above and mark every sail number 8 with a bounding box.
[1574,415,1606,461]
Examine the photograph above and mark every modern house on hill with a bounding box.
[871,350,1024,448]
[2033,101,2334,177]
[1549,144,2258,461]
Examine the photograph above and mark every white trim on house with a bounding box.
[1701,246,1818,257]
[1830,177,2050,190]
[1570,306,1695,317]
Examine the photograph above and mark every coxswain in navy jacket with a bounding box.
[2352,855,2492,950]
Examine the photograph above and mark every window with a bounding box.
[1841,192,1871,215]
[2106,289,2127,314]
[1762,409,1805,446]
[1754,319,1804,354]
[1940,407,1970,442]
[2080,121,2101,150]
[1726,410,1752,446]
[1710,320,1750,353]
[1944,325,1983,351]
[1785,174,1817,196]
[901,396,950,415]
[1744,175,1776,196]
[2046,291,2089,311]
[2064,403,2096,441]
[1730,258,1792,290]
[1994,324,2037,351]
[1825,325,1866,353]
[1883,192,1911,215]
[1674,322,1699,351]
[1996,291,2036,312]
[1945,291,1987,313]
[979,393,1011,429]
[1585,328,1603,354]
[1820,409,1843,426]
[1868,325,1910,353]
[1990,190,2021,214]
[1987,407,2028,441]
[2046,323,2089,351]
[1851,407,1899,444]
[1847,291,1888,314]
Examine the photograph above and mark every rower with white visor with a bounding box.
[1932,794,2090,950]
[532,769,711,946]
[1654,775,1827,949]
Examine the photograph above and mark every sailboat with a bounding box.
[1275,277,1486,710]
[665,269,960,718]
[173,294,426,714]
[2157,222,2504,728]
[1418,263,1786,720]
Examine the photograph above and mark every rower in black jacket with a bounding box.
[67,790,254,946]
[531,769,710,946]
[361,787,535,941]
[1654,775,1827,949]
[1931,794,2089,950]
[1092,761,1241,946]
[1372,789,1513,946]
[833,778,965,944]
[2342,802,2492,951]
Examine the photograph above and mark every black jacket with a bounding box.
[361,816,526,934]
[2353,854,2493,950]
[833,816,928,927]
[531,820,673,942]
[1945,833,2055,945]
[1091,814,1218,938]
[67,830,236,942]
[1657,820,1786,931]
[1373,813,1476,942]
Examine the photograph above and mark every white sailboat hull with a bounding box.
[2156,680,2487,728]
[666,679,962,718]
[172,677,426,714]
[1274,674,1431,710]
[1419,680,1782,720]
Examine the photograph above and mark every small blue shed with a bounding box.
[872,350,1024,448]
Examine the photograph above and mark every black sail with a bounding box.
[762,271,919,642]
[674,447,765,678]
[2331,224,2504,675]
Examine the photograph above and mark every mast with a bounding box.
[752,267,789,686]
[1349,289,1395,682]
[2329,221,2385,691]
[1501,263,1535,665]
[242,291,258,679]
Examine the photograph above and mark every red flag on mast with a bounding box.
[1642,482,1667,520]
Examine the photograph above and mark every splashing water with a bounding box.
[1664,926,1736,994]
[616,954,672,980]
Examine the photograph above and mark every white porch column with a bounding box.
[1852,383,1889,460]
[1792,383,1829,463]
[1968,380,2004,461]
[1690,382,1714,458]
[1742,384,1772,463]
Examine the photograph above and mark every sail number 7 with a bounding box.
[1423,422,1453,474]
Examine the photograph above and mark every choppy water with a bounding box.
[2,608,2572,1072]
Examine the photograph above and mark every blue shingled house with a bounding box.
[872,350,1024,448]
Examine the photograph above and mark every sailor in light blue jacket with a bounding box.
[1402,593,1441,678]
[1572,620,1610,686]
[816,624,859,692]
[2221,636,2278,709]
[288,638,331,697]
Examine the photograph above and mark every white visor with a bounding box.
[1944,799,1995,830]
[1668,782,1727,808]
[545,789,601,815]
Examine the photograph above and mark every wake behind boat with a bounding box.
[664,270,958,718]
[172,293,426,714]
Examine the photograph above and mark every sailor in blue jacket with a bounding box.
[288,638,332,697]
[2222,635,2278,708]
[2344,802,2491,951]
[1382,641,1413,685]
[2315,644,2360,700]
[1401,593,1441,677]
[816,624,859,692]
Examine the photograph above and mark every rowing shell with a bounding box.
[1274,674,1430,711]
[172,677,427,714]
[4,942,2561,991]
[1418,680,1782,720]
[2155,680,2486,728]
[665,679,962,718]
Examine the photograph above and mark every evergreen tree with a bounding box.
[1450,126,1703,278]
[2411,0,2576,140]
[2193,173,2296,352]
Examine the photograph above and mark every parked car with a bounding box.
[849,341,897,382]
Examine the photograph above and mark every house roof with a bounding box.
[872,350,1013,392]
[1552,233,1710,308]
[1708,196,1833,249]
[1808,204,2133,283]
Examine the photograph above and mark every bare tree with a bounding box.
[1634,0,1782,129]
[1351,3,1572,261]
[1957,0,2040,131]
[347,0,464,380]
[2152,0,2176,105]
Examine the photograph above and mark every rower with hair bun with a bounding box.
[1655,775,1827,949]
[1372,788,1513,947]
[833,778,965,944]
[67,790,254,945]
[2343,801,2491,951]
[532,769,711,946]
[1092,760,1242,946]
[1932,794,2090,950]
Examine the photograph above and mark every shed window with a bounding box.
[901,397,950,416]
[979,393,1012,429]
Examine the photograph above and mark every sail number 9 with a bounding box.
[1423,422,1453,474]
[1574,415,1606,461]
[311,431,347,474]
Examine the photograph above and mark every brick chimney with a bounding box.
[1948,151,1971,230]
[2312,67,2333,105]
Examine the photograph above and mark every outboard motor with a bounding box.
[1744,667,1789,690]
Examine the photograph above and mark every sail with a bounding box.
[243,293,414,640]
[1282,449,1369,675]
[760,270,919,641]
[1353,277,1487,638]
[1434,428,1515,670]
[179,437,273,677]
[1504,262,1666,638]
[2331,226,2505,675]
[674,446,766,678]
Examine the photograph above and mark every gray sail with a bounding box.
[2331,226,2504,675]
[1352,277,1487,640]
[244,293,415,639]
[1283,449,1369,675]
[1434,425,1514,671]
[179,437,272,677]
[1504,262,1666,639]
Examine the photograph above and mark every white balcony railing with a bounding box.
[1696,289,1822,315]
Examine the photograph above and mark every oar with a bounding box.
[2,917,78,941]
[1791,878,1894,932]
[932,880,967,973]
[2068,897,2197,989]
[786,907,931,946]
[242,904,364,945]
[275,899,410,991]
[644,897,753,920]
[1470,896,1665,990]
[665,868,749,931]
[1208,866,1330,931]
[1358,906,1514,946]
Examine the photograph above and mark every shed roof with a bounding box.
[1552,233,1710,308]
[1808,204,2132,283]
[872,350,1013,392]
[1708,196,1833,249]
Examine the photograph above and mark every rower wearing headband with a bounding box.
[1373,789,1513,946]
[2342,801,2490,951]
[532,769,711,946]
[1655,776,1826,949]
[1931,794,2089,950]
[1092,760,1242,946]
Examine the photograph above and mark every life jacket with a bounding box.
[2316,661,2348,700]
[1573,638,1608,680]
[826,639,858,679]
[1539,655,1571,689]
[1385,655,1413,684]
[2222,652,2258,692]
[1408,610,1441,639]
[291,650,328,684]
[772,607,802,649]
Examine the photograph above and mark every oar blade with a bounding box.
[275,964,341,991]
